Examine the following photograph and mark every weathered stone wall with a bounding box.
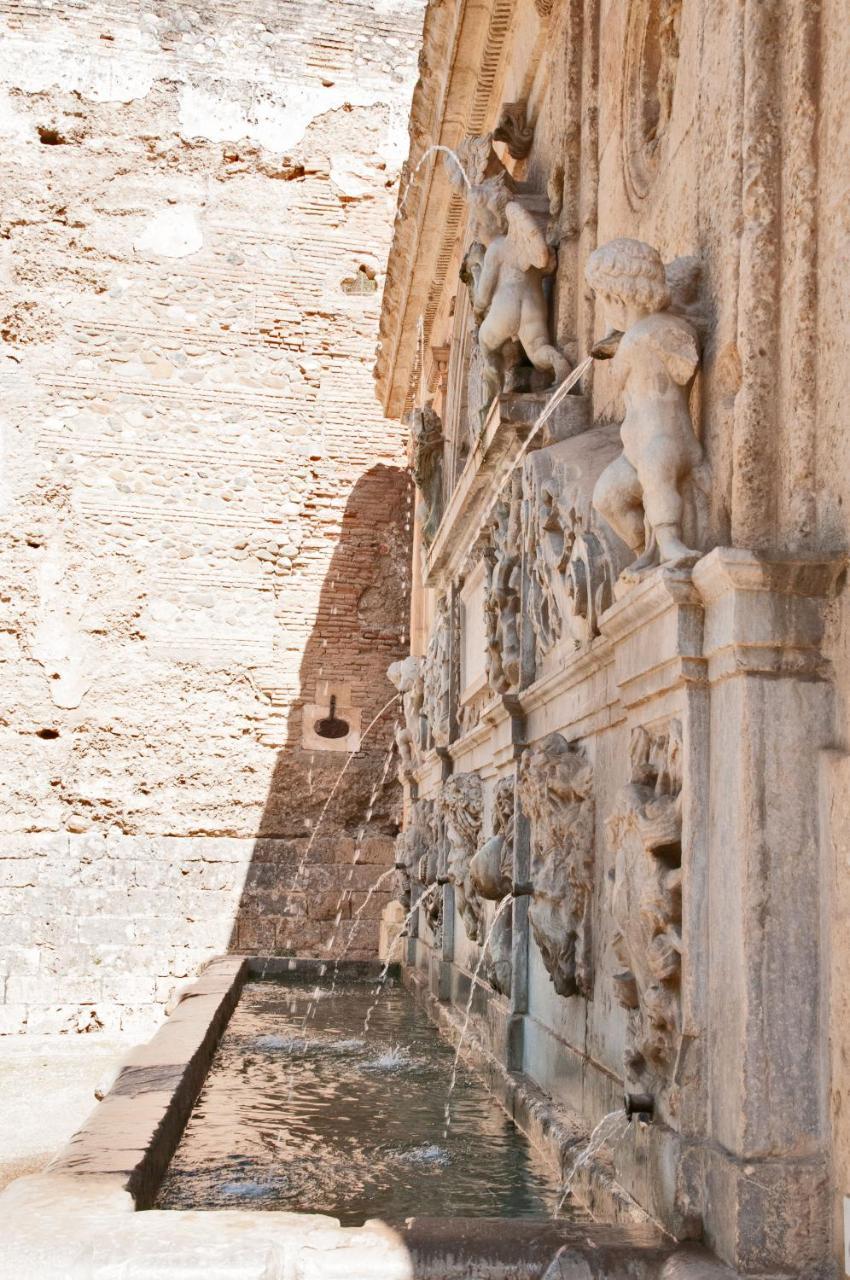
[0,0,424,1034]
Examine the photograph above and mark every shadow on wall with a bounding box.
[227,463,413,962]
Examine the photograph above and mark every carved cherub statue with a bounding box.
[586,238,707,582]
[459,169,570,423]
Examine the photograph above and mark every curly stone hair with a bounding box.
[585,237,671,312]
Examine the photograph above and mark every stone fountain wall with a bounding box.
[0,0,425,1035]
[379,1,850,1277]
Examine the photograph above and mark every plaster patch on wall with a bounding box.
[0,26,155,103]
[178,81,391,153]
[133,206,204,259]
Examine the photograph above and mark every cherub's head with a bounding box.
[586,238,670,330]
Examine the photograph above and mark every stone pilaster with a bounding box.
[692,548,842,1276]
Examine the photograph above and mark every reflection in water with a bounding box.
[156,977,574,1225]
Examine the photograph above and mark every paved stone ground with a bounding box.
[0,1033,135,1191]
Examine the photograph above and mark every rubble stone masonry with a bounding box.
[0,0,424,1034]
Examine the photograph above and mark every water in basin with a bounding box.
[155,975,569,1224]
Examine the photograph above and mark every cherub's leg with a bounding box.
[519,308,570,385]
[477,313,507,420]
[592,454,644,553]
[635,442,699,564]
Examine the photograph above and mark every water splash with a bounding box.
[443,893,514,1136]
[555,1109,630,1213]
[290,692,401,895]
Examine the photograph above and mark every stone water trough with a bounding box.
[0,956,739,1279]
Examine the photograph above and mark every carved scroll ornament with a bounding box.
[517,734,595,998]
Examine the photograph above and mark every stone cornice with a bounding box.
[375,0,548,420]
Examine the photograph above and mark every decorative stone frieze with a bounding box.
[387,656,424,783]
[523,423,630,658]
[517,734,595,998]
[411,403,445,547]
[421,595,451,749]
[607,721,683,1094]
[470,775,514,994]
[440,771,485,942]
[484,472,523,694]
[586,240,708,591]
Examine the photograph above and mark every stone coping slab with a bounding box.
[0,955,741,1278]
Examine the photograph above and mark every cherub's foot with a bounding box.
[656,525,701,567]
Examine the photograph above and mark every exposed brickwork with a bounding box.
[0,0,423,1033]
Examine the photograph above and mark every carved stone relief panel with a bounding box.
[470,775,514,995]
[484,472,522,696]
[421,595,451,750]
[411,403,445,547]
[440,771,485,942]
[607,721,683,1095]
[517,734,595,998]
[387,655,424,783]
[403,798,445,943]
[522,424,630,662]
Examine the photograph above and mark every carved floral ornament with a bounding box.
[517,734,595,998]
[607,721,683,1091]
[484,472,523,695]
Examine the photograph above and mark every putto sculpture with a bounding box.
[410,402,444,546]
[517,734,595,998]
[586,238,707,584]
[469,775,515,995]
[449,132,569,424]
[440,771,485,942]
[607,721,683,1095]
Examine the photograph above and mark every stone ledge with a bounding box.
[48,955,247,1209]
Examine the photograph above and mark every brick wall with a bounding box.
[0,0,423,1034]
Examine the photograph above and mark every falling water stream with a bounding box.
[443,893,514,1136]
[556,1109,631,1212]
